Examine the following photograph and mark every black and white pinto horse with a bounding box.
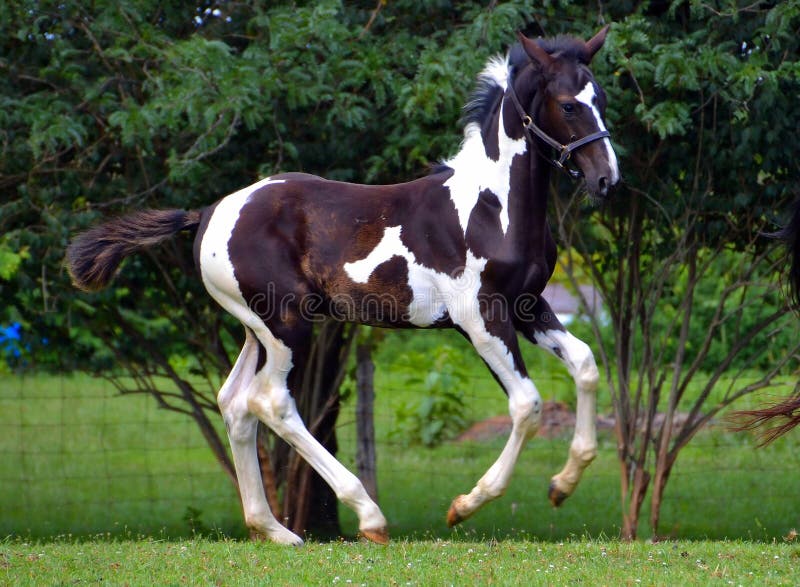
[67,27,620,545]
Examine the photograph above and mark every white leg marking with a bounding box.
[245,329,388,538]
[218,330,303,545]
[448,308,542,524]
[534,328,599,497]
[575,81,620,184]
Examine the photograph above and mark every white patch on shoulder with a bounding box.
[199,177,285,301]
[444,100,526,236]
[406,250,487,327]
[575,81,620,184]
[343,226,493,327]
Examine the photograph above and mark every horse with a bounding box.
[731,200,800,444]
[67,26,620,545]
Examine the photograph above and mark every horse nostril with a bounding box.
[598,176,608,194]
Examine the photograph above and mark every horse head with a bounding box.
[513,26,620,200]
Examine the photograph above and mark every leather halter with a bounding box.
[506,76,610,179]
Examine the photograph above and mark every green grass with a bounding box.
[2,537,799,585]
[0,373,242,539]
[1,337,799,542]
[333,430,800,543]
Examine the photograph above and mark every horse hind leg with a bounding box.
[245,319,390,544]
[218,329,304,545]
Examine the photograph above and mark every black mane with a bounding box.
[461,62,506,130]
[461,35,589,130]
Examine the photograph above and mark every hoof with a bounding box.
[446,504,463,528]
[250,526,305,546]
[360,526,390,545]
[548,481,569,508]
[446,495,468,527]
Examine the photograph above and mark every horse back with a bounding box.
[198,170,475,327]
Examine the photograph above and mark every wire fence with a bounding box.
[1,371,799,541]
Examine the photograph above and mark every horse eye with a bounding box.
[561,102,576,114]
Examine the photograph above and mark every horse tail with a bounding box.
[728,392,800,446]
[67,209,202,292]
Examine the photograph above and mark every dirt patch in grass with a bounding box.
[457,402,705,441]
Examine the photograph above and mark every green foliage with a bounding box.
[549,0,800,538]
[5,0,797,375]
[0,0,539,375]
[388,345,470,447]
[0,239,28,281]
[3,0,800,539]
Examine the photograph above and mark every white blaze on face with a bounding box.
[575,81,620,184]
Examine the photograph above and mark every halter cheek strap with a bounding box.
[506,80,610,179]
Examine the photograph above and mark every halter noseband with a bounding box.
[506,75,610,179]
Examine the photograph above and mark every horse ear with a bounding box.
[517,31,553,69]
[585,24,610,61]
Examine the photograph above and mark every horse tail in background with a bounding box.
[728,391,800,447]
[728,199,800,445]
[66,209,202,292]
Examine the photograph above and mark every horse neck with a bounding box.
[445,93,552,254]
[494,94,552,247]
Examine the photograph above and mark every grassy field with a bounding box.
[2,537,799,585]
[1,363,799,542]
[1,326,799,543]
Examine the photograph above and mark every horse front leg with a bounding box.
[447,310,543,527]
[516,298,599,506]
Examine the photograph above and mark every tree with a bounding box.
[551,1,800,538]
[4,0,798,540]
[0,0,535,537]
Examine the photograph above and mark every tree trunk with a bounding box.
[285,394,342,539]
[649,453,675,537]
[621,464,650,540]
[355,338,378,501]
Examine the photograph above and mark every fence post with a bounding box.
[356,336,378,501]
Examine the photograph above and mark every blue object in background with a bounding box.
[0,322,23,358]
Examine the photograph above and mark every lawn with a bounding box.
[1,355,799,542]
[1,537,798,586]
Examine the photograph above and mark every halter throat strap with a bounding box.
[506,78,610,178]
